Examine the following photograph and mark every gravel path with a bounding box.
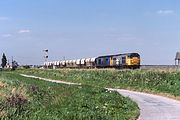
[115,89,180,120]
[20,74,180,120]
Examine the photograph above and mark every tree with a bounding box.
[1,53,7,68]
[12,60,19,70]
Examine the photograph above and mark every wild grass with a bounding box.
[18,68,180,98]
[0,71,139,120]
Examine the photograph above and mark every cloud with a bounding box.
[157,10,175,16]
[18,29,31,34]
[0,17,9,21]
[1,34,12,37]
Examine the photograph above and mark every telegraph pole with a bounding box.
[11,56,13,67]
[43,49,48,68]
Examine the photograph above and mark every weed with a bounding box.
[18,69,180,98]
[0,71,139,120]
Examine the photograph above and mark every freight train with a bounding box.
[44,53,140,69]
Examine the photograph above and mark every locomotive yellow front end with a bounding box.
[126,53,140,69]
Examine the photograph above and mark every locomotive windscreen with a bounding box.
[129,53,140,58]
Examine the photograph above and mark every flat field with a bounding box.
[0,71,139,120]
[18,68,180,99]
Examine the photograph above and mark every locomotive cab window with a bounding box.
[129,53,140,58]
[122,57,126,64]
[98,59,101,64]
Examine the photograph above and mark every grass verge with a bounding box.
[17,68,180,99]
[0,71,139,120]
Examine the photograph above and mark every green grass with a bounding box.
[0,71,139,120]
[18,69,180,98]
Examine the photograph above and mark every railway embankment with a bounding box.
[20,73,180,120]
[0,71,139,119]
[6,68,179,119]
[17,68,180,100]
[18,69,180,120]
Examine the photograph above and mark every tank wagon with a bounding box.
[44,53,140,69]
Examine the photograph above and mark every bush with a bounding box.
[6,93,28,108]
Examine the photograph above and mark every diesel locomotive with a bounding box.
[44,53,140,69]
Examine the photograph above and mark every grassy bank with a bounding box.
[18,69,180,99]
[0,71,139,120]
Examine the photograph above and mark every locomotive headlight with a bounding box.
[131,57,139,65]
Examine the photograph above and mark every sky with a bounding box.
[0,0,180,65]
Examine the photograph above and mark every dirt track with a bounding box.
[20,74,81,85]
